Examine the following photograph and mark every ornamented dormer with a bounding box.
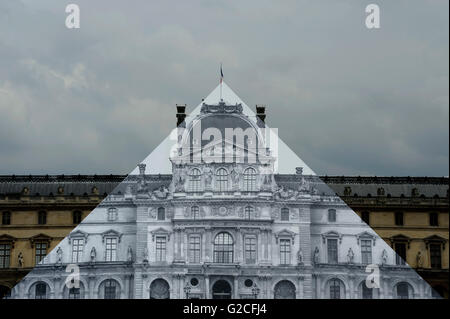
[170,100,277,195]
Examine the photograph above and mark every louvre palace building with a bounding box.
[6,91,441,299]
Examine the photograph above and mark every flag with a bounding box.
[220,64,224,83]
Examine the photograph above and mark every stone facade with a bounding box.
[3,101,438,299]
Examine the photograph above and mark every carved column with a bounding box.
[205,276,210,299]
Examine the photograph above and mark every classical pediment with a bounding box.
[274,229,296,244]
[322,231,342,244]
[150,227,171,241]
[68,230,89,243]
[356,231,376,246]
[29,233,52,247]
[101,229,122,242]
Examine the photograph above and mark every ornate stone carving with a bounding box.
[381,249,388,265]
[416,251,423,268]
[56,247,63,264]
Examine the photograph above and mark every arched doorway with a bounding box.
[150,279,170,299]
[274,280,296,299]
[212,280,232,299]
[0,285,11,299]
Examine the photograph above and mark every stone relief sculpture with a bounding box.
[153,186,169,199]
[347,247,354,264]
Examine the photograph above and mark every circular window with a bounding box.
[190,278,199,287]
[244,279,253,288]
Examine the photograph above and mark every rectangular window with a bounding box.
[189,235,201,263]
[155,236,166,262]
[394,243,406,265]
[328,209,336,222]
[105,238,117,262]
[327,239,338,264]
[361,212,370,225]
[35,242,47,265]
[395,212,404,226]
[279,239,291,265]
[245,237,257,264]
[429,213,439,227]
[72,238,84,263]
[1,211,11,225]
[361,240,372,264]
[0,244,11,268]
[38,211,47,225]
[430,244,442,269]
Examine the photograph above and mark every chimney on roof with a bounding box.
[256,105,266,123]
[138,163,146,177]
[176,104,187,127]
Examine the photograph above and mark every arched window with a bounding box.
[329,279,343,299]
[0,285,11,299]
[38,211,47,225]
[362,283,373,299]
[103,279,118,299]
[281,208,290,221]
[274,280,296,299]
[68,287,81,299]
[216,168,228,191]
[73,211,82,224]
[157,207,165,220]
[191,206,200,219]
[35,282,48,299]
[213,232,234,263]
[244,206,254,219]
[188,168,202,192]
[150,279,170,299]
[396,282,411,299]
[243,167,257,191]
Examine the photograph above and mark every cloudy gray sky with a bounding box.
[0,0,448,176]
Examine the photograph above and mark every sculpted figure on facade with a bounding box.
[313,247,320,264]
[56,247,63,264]
[153,186,169,199]
[90,247,97,262]
[203,165,213,190]
[297,248,304,265]
[18,252,24,268]
[230,165,240,190]
[143,247,149,262]
[127,246,133,262]
[416,251,423,268]
[381,249,388,265]
[347,247,354,264]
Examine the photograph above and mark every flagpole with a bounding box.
[220,63,223,101]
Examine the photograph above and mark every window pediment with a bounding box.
[29,233,52,247]
[101,229,122,243]
[322,231,342,244]
[150,227,171,241]
[390,234,411,248]
[356,231,376,246]
[274,229,296,244]
[68,230,89,244]
[0,234,17,248]
[424,235,447,249]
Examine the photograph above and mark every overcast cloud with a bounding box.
[0,0,448,176]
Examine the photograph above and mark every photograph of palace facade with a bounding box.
[2,99,444,299]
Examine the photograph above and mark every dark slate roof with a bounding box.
[0,175,448,198]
